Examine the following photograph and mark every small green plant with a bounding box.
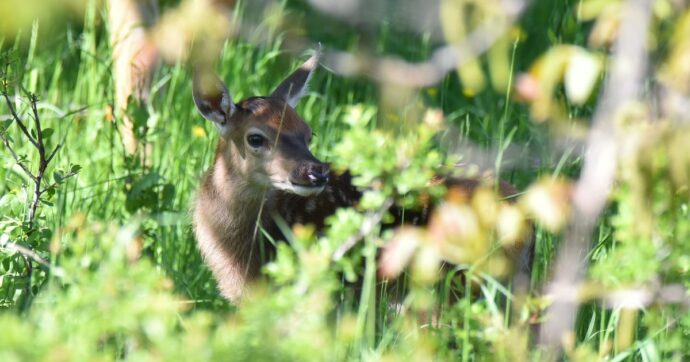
[0,51,79,310]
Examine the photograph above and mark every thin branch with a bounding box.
[19,91,49,226]
[1,85,55,227]
[1,239,66,279]
[58,105,89,120]
[537,281,690,310]
[21,253,33,304]
[1,240,51,269]
[332,198,394,261]
[2,91,38,148]
[538,0,653,356]
[46,143,62,164]
[30,93,45,154]
[603,284,690,310]
[1,133,37,181]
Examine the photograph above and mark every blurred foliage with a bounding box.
[0,216,341,361]
[439,0,519,96]
[0,0,87,41]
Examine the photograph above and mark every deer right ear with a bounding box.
[193,70,235,131]
[270,44,321,108]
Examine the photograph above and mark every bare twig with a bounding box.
[2,92,38,148]
[332,198,394,261]
[536,281,690,310]
[26,93,48,225]
[603,284,690,310]
[46,143,62,164]
[1,91,45,226]
[0,240,65,278]
[0,134,37,181]
[537,0,653,356]
[1,241,50,268]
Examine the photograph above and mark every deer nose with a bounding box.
[306,164,330,187]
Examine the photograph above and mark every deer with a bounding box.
[192,46,532,303]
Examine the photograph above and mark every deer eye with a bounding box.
[246,134,265,149]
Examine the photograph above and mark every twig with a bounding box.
[46,143,62,164]
[0,240,65,279]
[603,284,690,310]
[1,134,37,181]
[537,0,653,356]
[1,89,48,226]
[2,91,38,148]
[0,241,51,269]
[27,93,48,225]
[541,281,690,310]
[332,198,394,261]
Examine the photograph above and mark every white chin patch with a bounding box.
[273,181,325,197]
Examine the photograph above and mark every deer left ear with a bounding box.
[192,68,235,133]
[271,44,321,108]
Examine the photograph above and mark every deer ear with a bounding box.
[193,69,235,131]
[271,44,321,108]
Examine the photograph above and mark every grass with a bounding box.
[2,0,687,360]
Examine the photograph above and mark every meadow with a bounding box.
[1,0,690,360]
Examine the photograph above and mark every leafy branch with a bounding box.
[1,55,79,308]
[1,66,74,227]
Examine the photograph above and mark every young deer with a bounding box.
[192,48,531,302]
[192,47,360,301]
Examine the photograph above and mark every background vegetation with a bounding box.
[1,0,689,360]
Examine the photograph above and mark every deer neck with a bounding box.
[193,140,276,297]
[209,140,272,229]
[193,142,275,302]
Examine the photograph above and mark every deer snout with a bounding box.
[290,162,330,188]
[306,163,330,187]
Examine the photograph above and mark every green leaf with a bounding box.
[0,119,11,133]
[53,171,63,184]
[41,128,53,139]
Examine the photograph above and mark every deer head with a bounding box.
[192,46,329,197]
